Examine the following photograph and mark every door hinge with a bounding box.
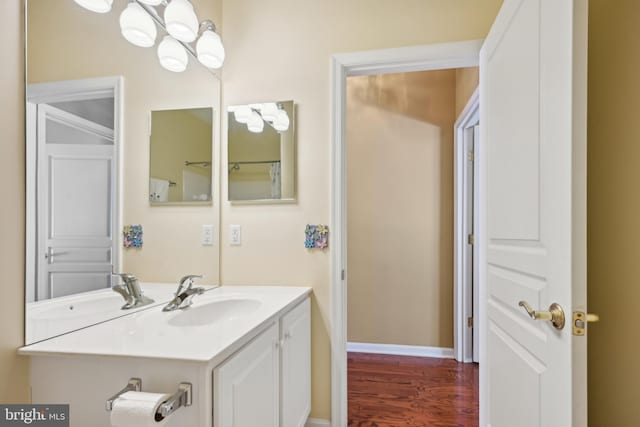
[573,311,600,336]
[341,269,346,281]
[467,317,474,328]
[468,234,475,245]
[468,151,475,161]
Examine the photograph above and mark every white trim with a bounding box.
[330,40,482,427]
[453,89,480,363]
[305,418,331,427]
[347,342,454,359]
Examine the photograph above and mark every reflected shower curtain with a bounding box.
[269,162,282,199]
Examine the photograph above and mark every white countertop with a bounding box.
[19,286,312,363]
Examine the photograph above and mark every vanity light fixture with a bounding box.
[158,35,189,72]
[260,103,279,123]
[196,21,225,69]
[164,0,200,43]
[73,0,224,74]
[120,2,157,48]
[273,110,290,132]
[247,112,265,133]
[233,106,252,124]
[73,0,113,13]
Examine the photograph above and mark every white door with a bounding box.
[480,0,588,426]
[37,104,116,300]
[281,298,311,427]
[214,323,280,427]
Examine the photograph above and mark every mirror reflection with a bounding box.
[149,108,213,204]
[228,101,296,202]
[25,0,220,344]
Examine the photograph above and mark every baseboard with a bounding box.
[347,342,454,359]
[305,418,331,427]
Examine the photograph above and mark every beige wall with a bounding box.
[455,67,479,117]
[220,0,503,419]
[346,71,456,348]
[28,0,221,283]
[587,0,640,425]
[150,109,213,202]
[0,0,30,403]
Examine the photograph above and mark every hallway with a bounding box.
[348,353,479,427]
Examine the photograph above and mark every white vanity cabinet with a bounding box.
[214,298,311,427]
[20,287,312,427]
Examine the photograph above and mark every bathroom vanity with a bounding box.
[19,286,312,427]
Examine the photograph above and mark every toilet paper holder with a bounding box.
[105,377,193,420]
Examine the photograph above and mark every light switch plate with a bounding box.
[202,225,214,246]
[230,225,241,246]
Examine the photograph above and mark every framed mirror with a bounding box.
[24,0,221,344]
[227,101,296,203]
[149,108,213,205]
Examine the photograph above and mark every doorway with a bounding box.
[331,40,482,426]
[25,77,123,303]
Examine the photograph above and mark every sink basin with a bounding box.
[168,297,262,327]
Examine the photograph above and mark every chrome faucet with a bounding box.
[112,273,155,310]
[163,275,206,312]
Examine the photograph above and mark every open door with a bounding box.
[480,0,588,426]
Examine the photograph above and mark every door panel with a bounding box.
[214,323,280,427]
[480,0,587,426]
[281,298,311,427]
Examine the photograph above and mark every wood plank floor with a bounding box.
[348,352,479,427]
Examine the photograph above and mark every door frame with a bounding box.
[330,40,482,426]
[454,89,480,363]
[25,76,124,304]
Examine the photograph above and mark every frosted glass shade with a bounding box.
[138,0,163,5]
[233,106,252,124]
[157,36,188,73]
[260,103,279,122]
[273,110,290,132]
[120,3,157,48]
[247,112,265,133]
[73,0,113,13]
[164,0,199,43]
[196,30,225,69]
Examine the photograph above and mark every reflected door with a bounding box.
[36,104,116,300]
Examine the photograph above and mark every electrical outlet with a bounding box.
[202,225,214,246]
[230,225,241,246]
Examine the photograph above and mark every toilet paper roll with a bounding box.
[110,391,172,427]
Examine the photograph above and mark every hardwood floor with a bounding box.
[348,352,479,427]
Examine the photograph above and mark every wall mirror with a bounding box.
[24,0,221,345]
[149,108,213,204]
[227,101,296,203]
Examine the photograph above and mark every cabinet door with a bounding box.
[280,298,311,427]
[214,323,280,427]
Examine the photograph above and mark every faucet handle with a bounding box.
[112,272,136,282]
[179,274,204,284]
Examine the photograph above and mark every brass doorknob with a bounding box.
[518,301,566,330]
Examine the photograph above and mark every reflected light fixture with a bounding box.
[247,112,265,133]
[164,0,200,43]
[120,2,157,48]
[73,0,113,13]
[273,109,290,132]
[196,21,225,69]
[233,106,252,124]
[260,103,279,123]
[137,0,163,4]
[157,36,189,72]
